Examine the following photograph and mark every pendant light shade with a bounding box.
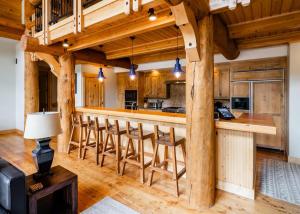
[129,64,136,80]
[98,68,105,82]
[129,36,136,80]
[173,58,183,79]
[173,26,184,79]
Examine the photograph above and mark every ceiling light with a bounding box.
[98,68,105,82]
[62,39,69,48]
[129,36,136,81]
[148,8,157,21]
[173,26,184,79]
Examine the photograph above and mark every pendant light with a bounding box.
[62,39,69,48]
[129,36,136,80]
[98,67,105,82]
[148,8,157,21]
[173,26,183,79]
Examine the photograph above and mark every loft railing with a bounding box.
[49,0,73,25]
[35,4,43,33]
[82,0,102,8]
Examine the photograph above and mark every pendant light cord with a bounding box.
[176,26,179,58]
[131,38,134,64]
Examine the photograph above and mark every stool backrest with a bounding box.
[105,119,120,134]
[154,125,175,145]
[126,122,143,138]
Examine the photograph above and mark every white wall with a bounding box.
[77,64,118,107]
[289,42,300,161]
[15,42,25,131]
[0,38,17,131]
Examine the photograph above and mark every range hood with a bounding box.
[165,80,186,85]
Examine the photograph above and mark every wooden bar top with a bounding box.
[76,107,276,135]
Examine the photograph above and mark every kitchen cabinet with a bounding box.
[253,81,285,150]
[230,82,250,97]
[214,64,230,99]
[85,77,104,107]
[144,72,168,98]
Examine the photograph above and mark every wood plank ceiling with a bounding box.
[88,0,300,63]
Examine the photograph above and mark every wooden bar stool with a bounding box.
[148,125,186,197]
[100,119,126,174]
[121,122,155,184]
[82,116,105,165]
[67,113,88,159]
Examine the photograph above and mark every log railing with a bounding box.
[82,0,102,8]
[49,0,74,25]
[35,4,43,33]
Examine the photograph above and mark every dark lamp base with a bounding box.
[32,137,54,180]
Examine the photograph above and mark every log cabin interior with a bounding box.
[0,0,300,213]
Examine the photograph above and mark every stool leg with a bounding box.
[67,124,75,154]
[95,129,99,165]
[150,135,159,164]
[163,145,168,170]
[82,128,91,160]
[171,146,179,197]
[140,139,145,184]
[100,133,109,167]
[78,127,83,159]
[99,130,104,152]
[116,134,121,175]
[121,138,131,176]
[148,143,159,186]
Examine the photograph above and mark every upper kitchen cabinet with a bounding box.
[214,64,230,99]
[144,71,169,99]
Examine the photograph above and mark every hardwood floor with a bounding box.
[0,133,299,213]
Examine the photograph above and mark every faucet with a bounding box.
[131,102,137,110]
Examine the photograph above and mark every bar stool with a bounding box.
[100,119,126,174]
[82,116,105,165]
[67,113,88,159]
[121,122,155,184]
[148,125,186,197]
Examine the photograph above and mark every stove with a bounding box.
[162,107,185,114]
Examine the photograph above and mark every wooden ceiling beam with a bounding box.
[213,15,240,60]
[21,35,132,69]
[238,30,300,49]
[106,36,184,59]
[229,11,300,39]
[68,9,175,51]
[29,0,42,6]
[0,17,25,40]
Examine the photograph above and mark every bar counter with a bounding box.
[76,107,276,200]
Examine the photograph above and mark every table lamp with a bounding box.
[24,112,62,179]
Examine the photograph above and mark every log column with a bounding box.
[25,52,39,120]
[185,15,215,208]
[57,54,75,153]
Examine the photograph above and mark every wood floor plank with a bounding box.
[0,133,299,213]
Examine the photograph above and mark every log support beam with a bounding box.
[170,0,216,209]
[57,54,75,153]
[185,15,215,209]
[24,52,39,124]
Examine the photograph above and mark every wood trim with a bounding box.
[0,129,19,135]
[33,52,61,77]
[288,156,300,165]
[217,181,255,200]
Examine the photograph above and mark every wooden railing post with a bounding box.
[185,15,215,208]
[24,52,39,124]
[57,53,75,153]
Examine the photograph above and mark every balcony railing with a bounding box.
[49,0,73,25]
[82,0,102,8]
[35,4,43,33]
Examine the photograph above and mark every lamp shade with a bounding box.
[173,58,183,78]
[24,112,62,139]
[98,68,105,82]
[129,64,136,80]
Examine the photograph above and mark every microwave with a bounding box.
[231,97,250,110]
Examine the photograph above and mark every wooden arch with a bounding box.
[31,52,61,77]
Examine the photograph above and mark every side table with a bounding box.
[26,165,78,214]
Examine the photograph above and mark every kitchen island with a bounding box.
[76,107,276,199]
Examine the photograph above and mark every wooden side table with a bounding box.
[26,165,78,214]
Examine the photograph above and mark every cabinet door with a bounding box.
[231,82,250,97]
[157,74,167,98]
[151,76,158,98]
[214,69,220,98]
[144,75,152,97]
[85,77,104,107]
[219,69,230,98]
[253,81,284,150]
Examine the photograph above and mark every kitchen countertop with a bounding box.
[76,107,276,134]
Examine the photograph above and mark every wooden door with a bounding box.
[231,82,250,97]
[85,77,104,107]
[219,69,230,98]
[253,81,284,150]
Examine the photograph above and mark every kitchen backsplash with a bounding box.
[148,84,186,108]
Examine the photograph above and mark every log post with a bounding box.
[57,54,75,153]
[185,15,215,208]
[24,52,39,122]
